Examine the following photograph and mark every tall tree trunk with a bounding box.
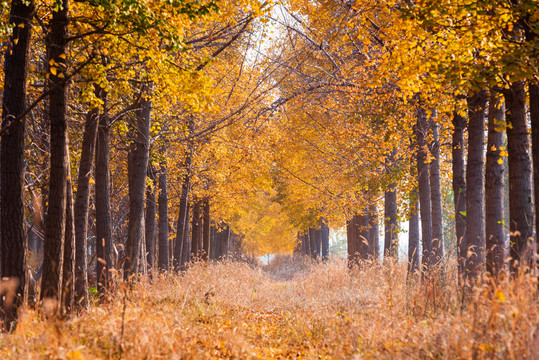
[173,121,193,270]
[74,105,99,309]
[145,165,157,272]
[429,121,444,266]
[179,202,191,268]
[504,81,533,273]
[408,199,420,277]
[202,199,210,261]
[530,82,539,273]
[0,0,35,330]
[368,203,379,260]
[452,110,467,284]
[485,90,505,276]
[415,107,433,270]
[320,218,329,261]
[41,0,69,307]
[191,200,202,259]
[357,211,370,260]
[464,90,488,280]
[384,183,398,259]
[304,230,311,257]
[309,228,317,258]
[95,106,112,295]
[62,152,75,314]
[158,158,169,271]
[126,97,151,276]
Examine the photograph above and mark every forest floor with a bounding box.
[1,256,538,359]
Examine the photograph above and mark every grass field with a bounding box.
[1,256,538,359]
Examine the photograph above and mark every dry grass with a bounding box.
[1,257,538,359]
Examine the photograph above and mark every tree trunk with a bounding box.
[62,153,75,314]
[191,199,202,259]
[384,183,398,259]
[304,230,311,257]
[464,89,488,280]
[357,211,370,260]
[452,110,467,284]
[41,0,69,307]
[415,107,433,270]
[73,104,99,309]
[202,199,210,261]
[504,81,534,273]
[320,218,329,261]
[429,121,444,265]
[158,159,169,271]
[368,203,379,260]
[530,82,539,274]
[95,106,112,295]
[0,0,35,330]
[126,97,151,276]
[485,90,505,276]
[179,202,191,268]
[408,199,420,277]
[309,228,317,258]
[145,165,157,272]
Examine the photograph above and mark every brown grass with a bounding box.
[1,257,538,359]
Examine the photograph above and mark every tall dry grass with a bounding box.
[1,256,537,359]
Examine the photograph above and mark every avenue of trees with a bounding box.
[0,0,538,331]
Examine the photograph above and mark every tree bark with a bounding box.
[408,199,420,277]
[504,81,534,273]
[357,211,370,260]
[0,0,35,330]
[530,82,539,274]
[41,0,69,307]
[485,90,505,276]
[415,107,433,270]
[368,203,379,260]
[452,110,467,284]
[145,165,157,272]
[191,199,202,259]
[126,97,151,276]
[158,159,169,271]
[62,153,75,314]
[320,218,329,261]
[384,183,398,259]
[429,121,444,265]
[73,105,99,309]
[464,89,488,280]
[95,105,112,295]
[180,202,191,268]
[202,199,211,261]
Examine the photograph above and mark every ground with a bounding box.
[1,256,538,359]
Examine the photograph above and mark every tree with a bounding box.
[485,90,505,276]
[74,105,99,308]
[126,95,152,276]
[41,0,70,307]
[158,155,169,271]
[1,0,35,329]
[504,81,533,273]
[464,90,488,280]
[452,110,467,283]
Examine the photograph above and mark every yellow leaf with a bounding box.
[50,67,57,76]
[57,72,65,78]
[13,38,18,45]
[495,289,505,303]
[59,53,66,59]
[17,23,24,28]
[89,178,95,184]
[497,158,503,165]
[67,350,82,359]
